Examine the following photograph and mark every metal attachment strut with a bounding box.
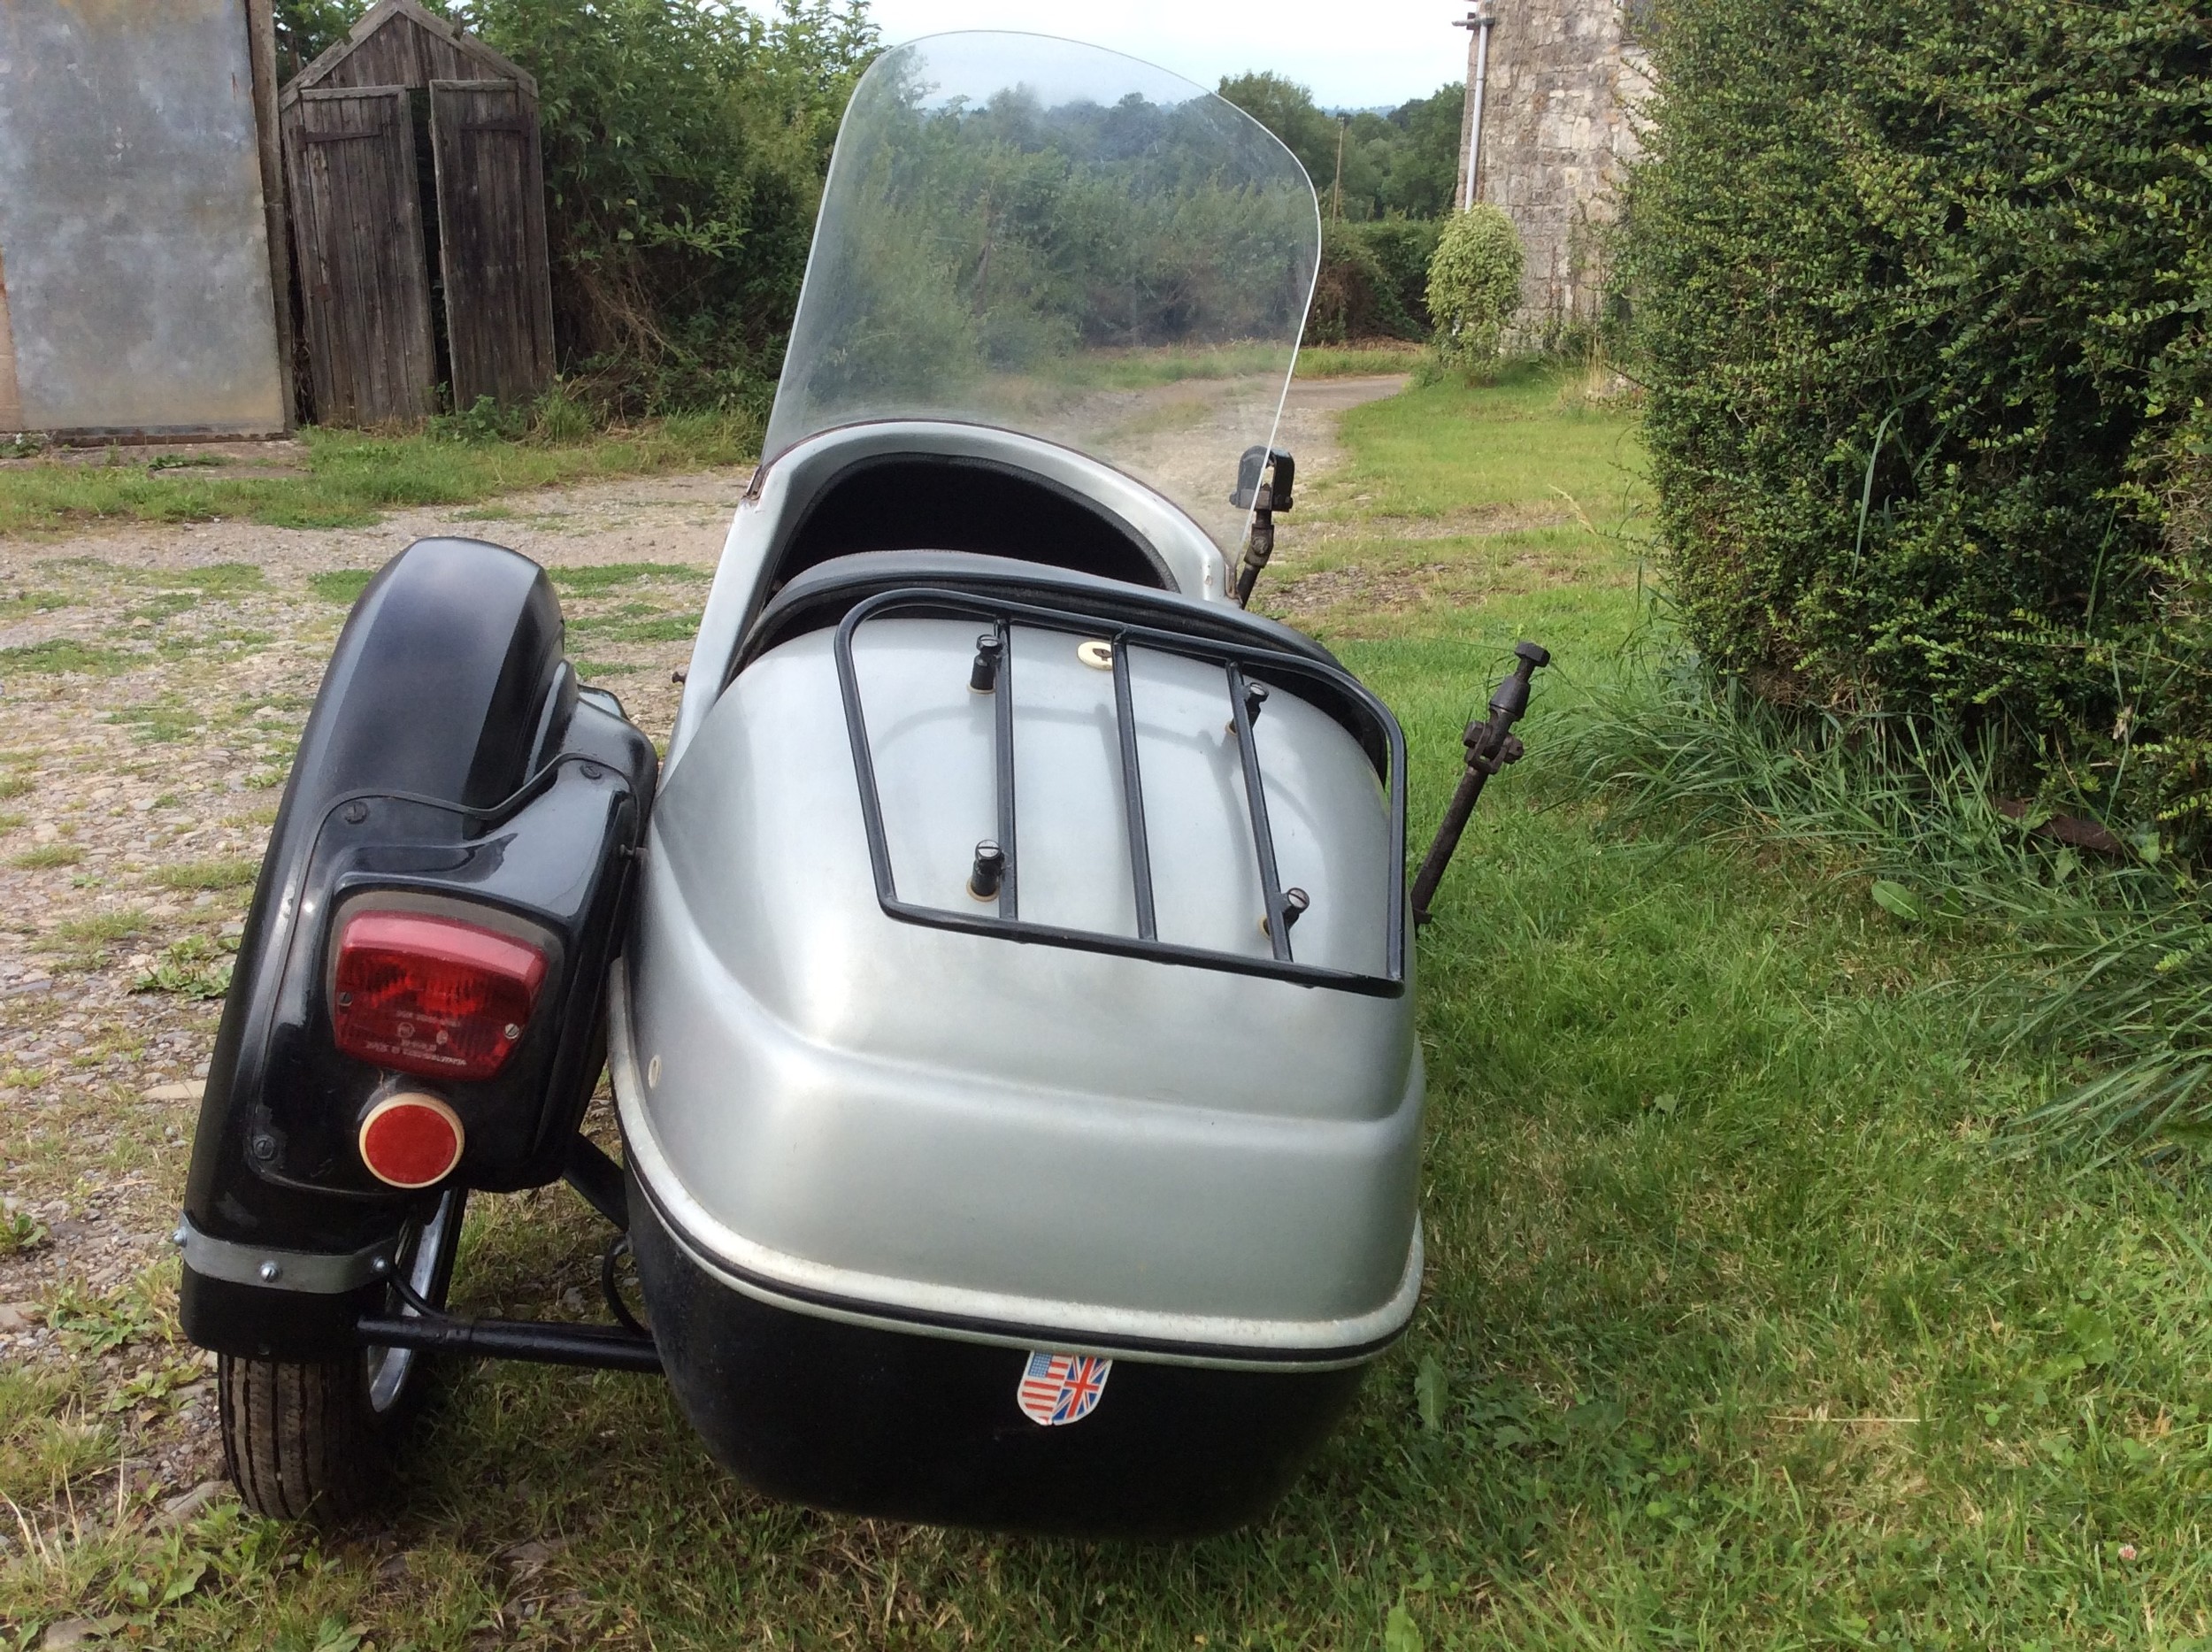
[1230,446,1296,608]
[1409,641,1549,926]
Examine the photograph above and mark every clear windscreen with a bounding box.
[763,32,1322,553]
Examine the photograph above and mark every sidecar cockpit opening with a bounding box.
[766,452,1174,595]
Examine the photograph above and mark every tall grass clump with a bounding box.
[1557,645,2212,1161]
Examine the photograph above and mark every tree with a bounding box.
[1377,83,1464,218]
[1218,73,1465,224]
[1216,72,1340,193]
[273,0,357,77]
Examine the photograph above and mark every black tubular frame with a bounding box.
[357,1309,661,1372]
[993,616,1019,918]
[833,588,1408,997]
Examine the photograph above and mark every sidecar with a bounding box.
[175,31,1521,1539]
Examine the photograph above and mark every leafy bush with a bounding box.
[1425,206,1524,368]
[1307,219,1440,343]
[1624,0,2212,841]
[459,0,877,414]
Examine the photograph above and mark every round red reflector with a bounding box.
[357,1093,465,1189]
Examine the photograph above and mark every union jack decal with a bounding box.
[1016,1350,1112,1425]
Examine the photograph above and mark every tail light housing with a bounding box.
[332,909,548,1080]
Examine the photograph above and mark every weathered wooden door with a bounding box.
[282,87,437,426]
[429,80,556,411]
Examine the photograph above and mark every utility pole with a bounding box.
[1454,1,1496,209]
[1332,114,1348,223]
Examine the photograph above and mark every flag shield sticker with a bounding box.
[1017,1350,1111,1425]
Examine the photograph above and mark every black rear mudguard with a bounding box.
[180,539,656,1361]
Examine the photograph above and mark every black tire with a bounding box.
[218,1189,466,1521]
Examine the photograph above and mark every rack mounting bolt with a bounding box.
[1264,887,1311,938]
[968,840,1007,900]
[1230,680,1270,734]
[970,633,1005,694]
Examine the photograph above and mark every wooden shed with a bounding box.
[280,0,556,426]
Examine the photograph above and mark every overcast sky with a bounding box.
[765,1,1475,110]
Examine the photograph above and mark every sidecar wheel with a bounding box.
[218,1191,466,1521]
[218,1355,384,1520]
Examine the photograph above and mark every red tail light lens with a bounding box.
[332,910,548,1080]
[358,1092,465,1187]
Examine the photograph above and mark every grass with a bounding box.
[148,858,258,892]
[1256,359,1647,650]
[0,640,127,676]
[106,700,204,745]
[0,415,757,537]
[6,366,2212,1647]
[1311,360,1642,521]
[547,562,710,596]
[52,911,147,945]
[133,934,235,1000]
[1295,343,1430,377]
[1557,658,2212,1164]
[11,845,83,870]
[307,570,374,606]
[311,561,712,611]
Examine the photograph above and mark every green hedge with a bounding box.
[1306,219,1442,343]
[1625,0,2212,840]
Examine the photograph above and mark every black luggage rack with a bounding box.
[833,588,1409,997]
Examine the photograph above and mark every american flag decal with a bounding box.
[1016,1350,1112,1425]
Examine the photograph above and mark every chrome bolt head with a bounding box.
[257,1260,281,1283]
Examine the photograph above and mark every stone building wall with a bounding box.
[1455,0,1649,341]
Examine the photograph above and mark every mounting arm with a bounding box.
[1409,641,1549,926]
[1229,446,1295,607]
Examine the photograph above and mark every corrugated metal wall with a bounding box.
[0,0,287,437]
